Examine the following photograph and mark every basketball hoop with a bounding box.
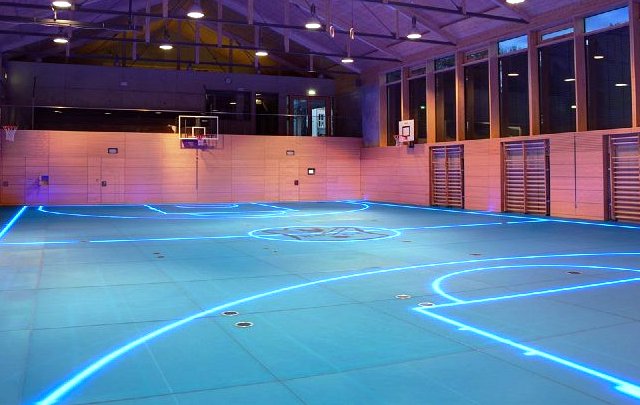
[2,125,17,142]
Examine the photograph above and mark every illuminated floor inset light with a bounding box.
[395,294,412,299]
[222,311,239,316]
[235,321,253,328]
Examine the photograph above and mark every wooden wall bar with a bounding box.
[0,132,362,205]
[361,129,634,221]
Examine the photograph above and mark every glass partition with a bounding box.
[465,62,490,140]
[409,76,426,140]
[435,70,456,142]
[499,52,529,137]
[539,40,576,134]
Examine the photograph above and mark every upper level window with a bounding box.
[435,55,455,71]
[386,70,402,83]
[465,49,488,64]
[541,27,574,42]
[409,66,426,77]
[585,6,628,33]
[498,35,528,55]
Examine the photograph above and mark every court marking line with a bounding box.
[415,273,640,400]
[0,206,27,241]
[431,264,640,303]
[34,252,640,405]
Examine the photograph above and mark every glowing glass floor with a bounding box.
[1,201,639,404]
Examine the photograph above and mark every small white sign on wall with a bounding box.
[398,119,415,143]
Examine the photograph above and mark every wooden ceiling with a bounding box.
[0,0,626,77]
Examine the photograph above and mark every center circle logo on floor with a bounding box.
[249,226,400,242]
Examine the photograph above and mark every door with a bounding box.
[430,145,464,208]
[100,158,124,203]
[608,134,640,222]
[288,96,331,136]
[503,140,549,215]
[279,159,299,202]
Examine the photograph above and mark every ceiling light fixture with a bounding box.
[255,50,268,57]
[53,29,69,44]
[159,23,172,50]
[341,56,354,64]
[407,16,421,40]
[507,73,520,77]
[564,78,575,82]
[615,83,629,87]
[187,0,204,19]
[593,55,604,60]
[506,0,525,4]
[51,0,72,8]
[305,4,322,30]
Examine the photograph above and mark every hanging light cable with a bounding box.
[407,16,421,39]
[159,21,173,50]
[305,3,322,30]
[187,0,204,19]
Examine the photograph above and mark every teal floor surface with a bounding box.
[1,201,639,404]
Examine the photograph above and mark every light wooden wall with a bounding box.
[361,130,625,221]
[0,131,361,205]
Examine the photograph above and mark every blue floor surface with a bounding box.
[1,201,639,404]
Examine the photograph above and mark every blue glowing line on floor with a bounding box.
[35,252,640,405]
[432,264,640,303]
[0,235,249,246]
[434,276,640,308]
[175,204,240,209]
[414,307,640,401]
[365,201,640,230]
[252,202,296,211]
[144,205,167,214]
[36,202,370,220]
[0,205,27,241]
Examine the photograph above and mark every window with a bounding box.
[386,70,402,83]
[409,66,426,77]
[498,35,528,55]
[409,76,426,140]
[386,82,402,145]
[541,27,574,42]
[206,90,251,120]
[465,62,490,140]
[500,52,529,136]
[539,40,576,134]
[586,26,631,130]
[435,55,455,71]
[465,49,488,64]
[435,70,456,142]
[255,93,279,135]
[585,6,629,33]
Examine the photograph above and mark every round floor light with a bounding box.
[235,321,253,328]
[222,310,239,316]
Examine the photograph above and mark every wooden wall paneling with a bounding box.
[231,136,267,202]
[263,136,293,202]
[327,137,361,200]
[549,134,578,217]
[574,134,605,219]
[296,137,327,201]
[426,63,437,144]
[463,139,493,210]
[161,134,197,203]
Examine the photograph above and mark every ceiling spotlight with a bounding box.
[305,4,322,30]
[51,0,72,8]
[506,0,525,4]
[53,29,68,44]
[159,24,172,50]
[341,56,354,64]
[407,16,421,40]
[307,89,317,96]
[255,50,268,57]
[615,83,629,87]
[187,1,204,19]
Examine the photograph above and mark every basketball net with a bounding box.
[3,125,17,142]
